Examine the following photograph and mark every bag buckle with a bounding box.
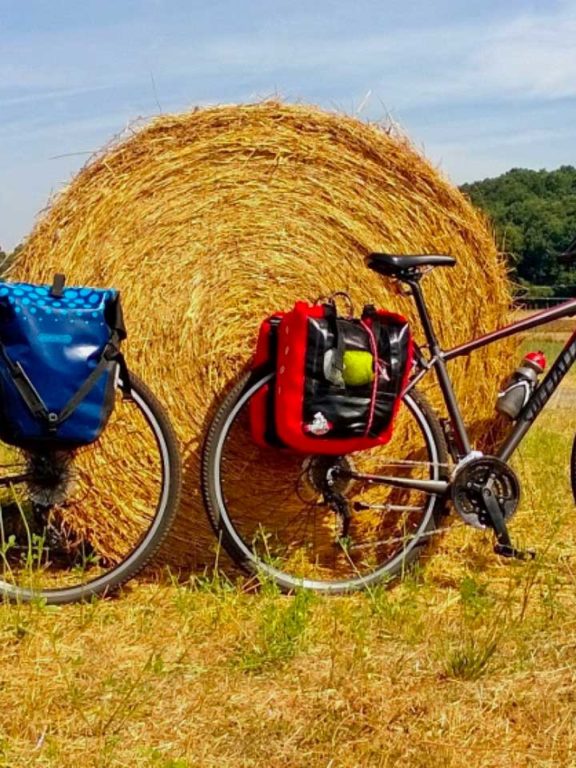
[103,342,118,361]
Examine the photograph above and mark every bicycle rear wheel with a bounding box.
[202,372,448,593]
[0,373,181,604]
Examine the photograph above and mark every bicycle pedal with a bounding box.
[494,543,536,561]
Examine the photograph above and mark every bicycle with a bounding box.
[0,335,181,603]
[201,252,576,593]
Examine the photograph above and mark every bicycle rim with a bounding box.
[205,374,447,593]
[0,377,175,603]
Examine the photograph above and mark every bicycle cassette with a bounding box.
[451,456,520,530]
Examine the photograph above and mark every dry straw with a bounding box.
[13,101,512,567]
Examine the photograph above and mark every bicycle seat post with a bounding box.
[402,272,441,353]
[402,270,472,457]
[365,253,471,456]
[366,255,456,351]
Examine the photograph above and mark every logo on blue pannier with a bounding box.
[37,333,73,344]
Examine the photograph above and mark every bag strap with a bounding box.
[0,332,124,432]
[50,273,66,299]
[320,305,347,386]
[331,318,347,380]
[0,345,51,422]
[363,305,405,385]
[52,340,119,427]
[360,319,379,437]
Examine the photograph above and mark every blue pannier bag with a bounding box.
[0,274,127,449]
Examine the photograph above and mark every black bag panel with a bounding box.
[104,293,127,341]
[304,382,400,439]
[301,311,408,440]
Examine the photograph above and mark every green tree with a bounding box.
[461,166,576,285]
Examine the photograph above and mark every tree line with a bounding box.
[461,165,576,293]
[0,244,21,274]
[2,166,575,292]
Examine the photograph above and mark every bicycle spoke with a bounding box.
[205,375,447,590]
[0,376,178,601]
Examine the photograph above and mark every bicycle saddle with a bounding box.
[367,253,456,276]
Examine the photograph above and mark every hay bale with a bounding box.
[12,101,512,568]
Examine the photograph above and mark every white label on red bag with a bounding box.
[304,412,333,436]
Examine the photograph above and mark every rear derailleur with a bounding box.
[303,456,353,539]
[324,487,351,539]
[451,456,535,561]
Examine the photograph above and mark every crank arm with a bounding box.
[493,543,536,560]
[483,487,535,561]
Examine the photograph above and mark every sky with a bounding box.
[1,0,576,250]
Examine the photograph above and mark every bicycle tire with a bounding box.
[201,371,448,593]
[0,373,181,604]
[570,434,576,506]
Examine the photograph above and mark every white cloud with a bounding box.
[473,4,576,99]
[2,0,576,248]
[2,3,576,110]
[0,84,117,109]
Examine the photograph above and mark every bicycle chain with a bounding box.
[346,520,466,552]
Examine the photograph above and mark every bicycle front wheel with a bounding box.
[202,372,448,593]
[0,373,181,604]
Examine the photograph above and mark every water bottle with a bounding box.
[496,351,547,419]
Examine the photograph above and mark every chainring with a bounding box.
[451,456,520,530]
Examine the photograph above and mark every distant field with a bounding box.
[2,327,576,768]
[513,308,576,341]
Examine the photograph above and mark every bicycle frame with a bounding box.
[442,296,576,463]
[343,279,576,496]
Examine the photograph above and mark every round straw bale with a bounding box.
[12,101,512,568]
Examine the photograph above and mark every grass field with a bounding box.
[3,326,576,768]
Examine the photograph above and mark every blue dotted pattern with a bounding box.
[0,281,115,318]
[0,279,119,446]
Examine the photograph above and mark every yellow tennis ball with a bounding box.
[342,350,374,387]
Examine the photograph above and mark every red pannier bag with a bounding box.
[250,300,413,455]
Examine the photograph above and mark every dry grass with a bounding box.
[10,101,512,565]
[1,328,576,767]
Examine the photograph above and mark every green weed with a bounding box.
[441,633,499,681]
[237,586,315,672]
[459,575,494,618]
